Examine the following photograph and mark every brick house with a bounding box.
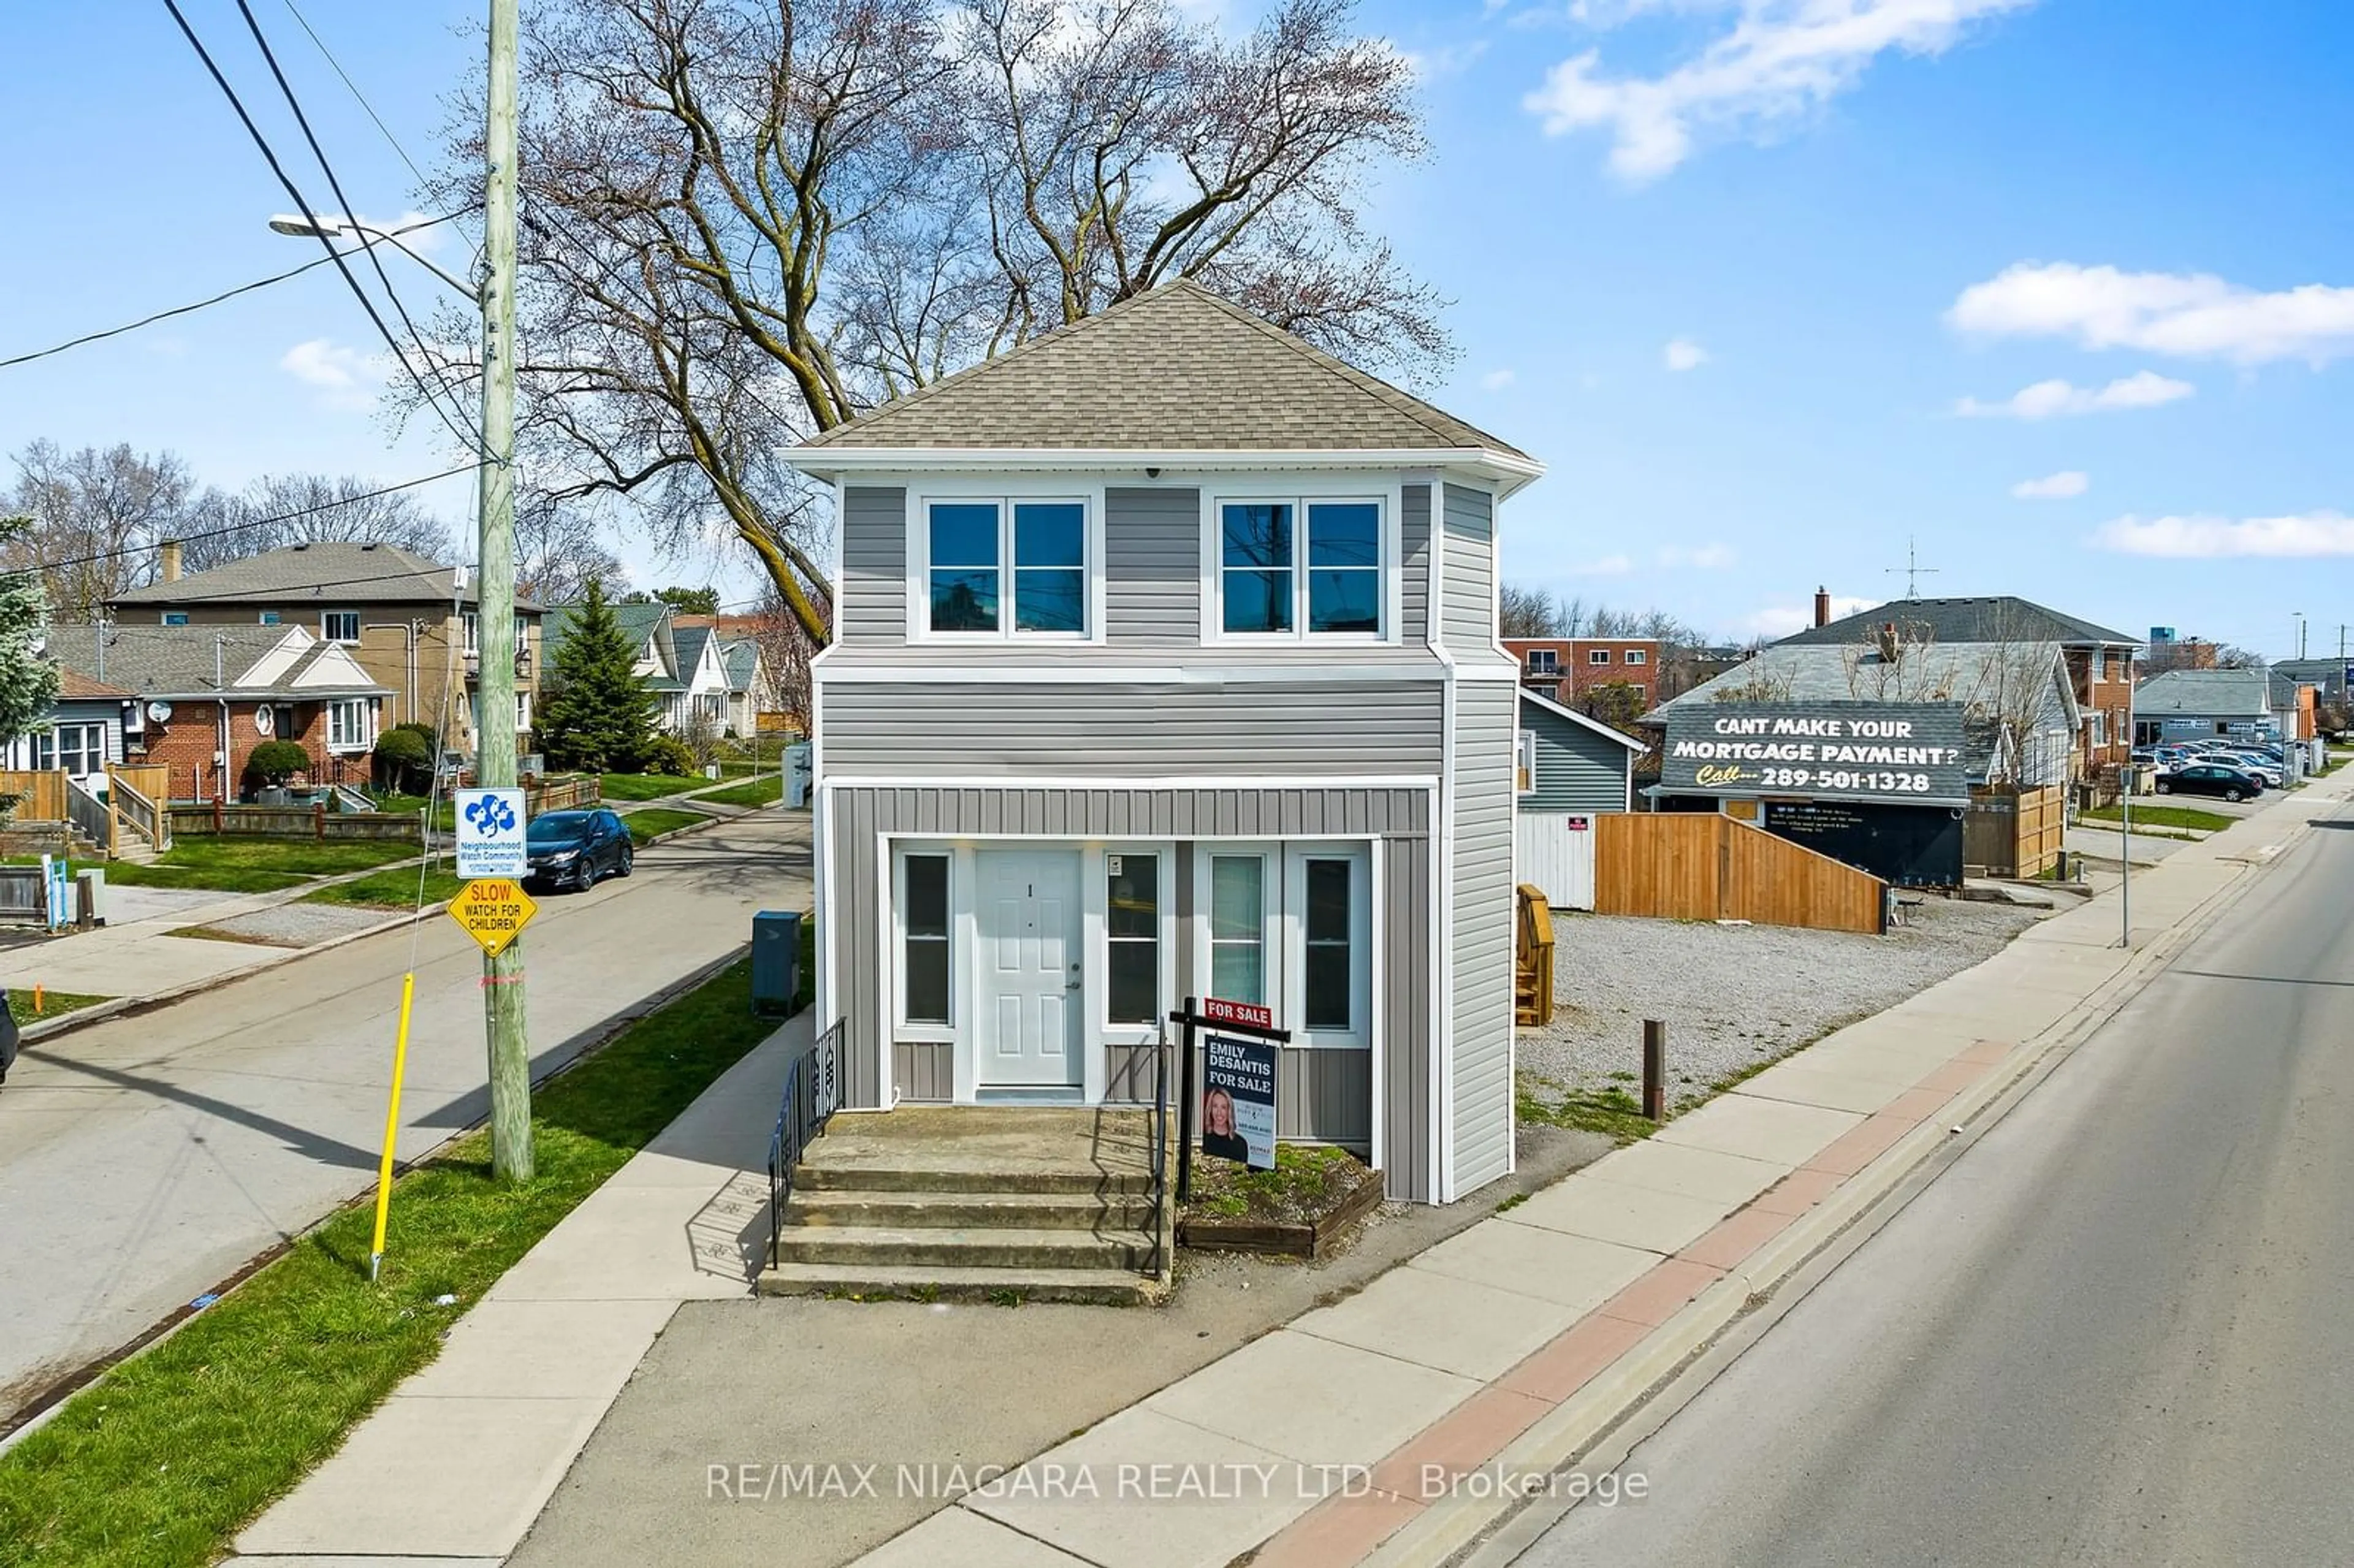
[108,540,540,756]
[44,624,391,801]
[1503,637,1661,708]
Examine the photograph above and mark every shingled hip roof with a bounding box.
[791,279,1537,485]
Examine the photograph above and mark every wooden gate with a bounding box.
[1594,813,1887,935]
[1515,812,1599,910]
[1966,785,2063,878]
[0,771,68,821]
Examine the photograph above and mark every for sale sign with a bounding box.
[1201,1035,1277,1171]
[1202,995,1274,1031]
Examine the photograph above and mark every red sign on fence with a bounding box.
[1202,995,1273,1031]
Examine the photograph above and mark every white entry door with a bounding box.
[975,848,1082,1087]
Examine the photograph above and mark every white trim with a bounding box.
[1433,641,1458,1204]
[891,847,958,1043]
[1368,842,1386,1179]
[791,446,1546,500]
[1518,687,1650,750]
[1516,729,1538,796]
[905,487,1103,645]
[1200,486,1402,647]
[812,661,1448,686]
[1087,843,1177,1101]
[1284,843,1374,1050]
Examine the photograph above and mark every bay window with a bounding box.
[326,698,375,752]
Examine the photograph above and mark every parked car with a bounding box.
[2214,752,2284,786]
[525,808,634,891]
[2155,763,2264,802]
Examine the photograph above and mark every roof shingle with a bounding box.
[113,541,542,611]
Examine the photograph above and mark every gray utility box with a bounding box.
[752,910,803,1016]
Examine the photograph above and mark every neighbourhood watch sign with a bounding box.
[1661,701,1969,805]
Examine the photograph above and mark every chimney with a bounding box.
[161,539,184,582]
[1875,621,1902,661]
[1813,586,1831,628]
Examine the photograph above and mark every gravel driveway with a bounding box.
[1520,896,2052,1116]
[172,901,401,949]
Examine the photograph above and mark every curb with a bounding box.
[1356,808,2310,1568]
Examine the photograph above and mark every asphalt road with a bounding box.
[1499,800,2354,1568]
[0,809,809,1429]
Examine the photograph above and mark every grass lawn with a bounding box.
[4,854,309,895]
[297,865,468,910]
[0,951,793,1568]
[366,793,456,831]
[597,772,703,802]
[2081,803,2237,834]
[620,806,707,845]
[694,773,782,809]
[8,989,109,1027]
[1517,1081,1659,1145]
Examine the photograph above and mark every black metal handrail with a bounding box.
[767,1018,845,1266]
[1146,1021,1171,1279]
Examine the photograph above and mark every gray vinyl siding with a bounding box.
[1401,484,1430,646]
[7,700,128,771]
[1105,1046,1373,1149]
[1383,832,1433,1200]
[839,485,907,643]
[1105,487,1198,643]
[824,682,1442,778]
[893,1042,953,1102]
[1438,482,1508,665]
[1450,677,1520,1194]
[1519,701,1635,813]
[836,784,1428,839]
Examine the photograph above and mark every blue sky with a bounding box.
[2,1,2348,653]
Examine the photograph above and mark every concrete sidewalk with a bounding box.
[227,1014,807,1564]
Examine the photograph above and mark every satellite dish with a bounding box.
[147,701,173,723]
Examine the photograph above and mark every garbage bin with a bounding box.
[752,910,802,1016]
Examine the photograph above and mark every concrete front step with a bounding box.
[787,1188,1156,1230]
[794,1163,1156,1197]
[774,1222,1157,1271]
[759,1260,1161,1306]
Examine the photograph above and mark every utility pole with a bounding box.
[478,0,531,1182]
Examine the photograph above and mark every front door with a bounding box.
[975,848,1081,1087]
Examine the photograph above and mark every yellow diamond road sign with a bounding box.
[449,878,538,957]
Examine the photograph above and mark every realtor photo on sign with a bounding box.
[1202,1037,1277,1170]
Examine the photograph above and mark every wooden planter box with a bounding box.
[1176,1164,1387,1259]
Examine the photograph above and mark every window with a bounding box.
[516,692,533,732]
[2089,711,2108,746]
[902,853,951,1025]
[1625,648,1648,666]
[1302,859,1355,1031]
[1588,648,1612,665]
[322,610,360,644]
[37,723,105,775]
[162,612,189,626]
[923,499,1090,637]
[462,612,478,652]
[928,503,999,631]
[1106,854,1159,1025]
[1217,497,1385,638]
[326,698,374,752]
[1517,730,1538,794]
[1526,648,1558,676]
[257,611,281,626]
[1015,503,1085,633]
[1208,855,1266,1004]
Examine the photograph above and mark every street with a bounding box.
[1490,799,2354,1567]
[0,809,808,1429]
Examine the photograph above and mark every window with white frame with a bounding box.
[326,698,374,752]
[1105,854,1159,1025]
[37,723,106,775]
[1217,498,1384,638]
[1526,647,1558,676]
[1625,648,1648,665]
[1517,730,1538,794]
[1208,854,1267,1003]
[1588,647,1611,665]
[1287,846,1371,1048]
[901,853,951,1026]
[322,610,360,644]
[257,610,281,626]
[162,611,189,626]
[923,498,1087,637]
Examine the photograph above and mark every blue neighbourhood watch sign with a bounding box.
[455,787,528,878]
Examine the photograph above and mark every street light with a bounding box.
[267,213,479,302]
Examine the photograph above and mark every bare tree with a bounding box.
[515,494,625,603]
[426,0,1444,647]
[180,473,455,572]
[1499,582,1558,639]
[4,441,192,618]
[748,588,826,736]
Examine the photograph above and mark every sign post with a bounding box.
[1167,996,1291,1201]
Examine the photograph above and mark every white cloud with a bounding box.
[1659,542,1736,568]
[279,338,387,410]
[2093,511,2354,559]
[1524,0,2035,183]
[1954,370,2193,419]
[1742,593,1877,637]
[1401,37,1490,80]
[1663,337,1709,371]
[1949,261,2354,366]
[1568,553,1636,576]
[1480,368,1518,390]
[2011,470,2088,500]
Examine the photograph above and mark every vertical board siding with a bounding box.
[1515,815,1598,910]
[839,486,907,643]
[892,1041,953,1102]
[837,789,886,1108]
[1521,703,1635,813]
[1103,1046,1372,1147]
[1594,813,1887,934]
[852,785,1429,839]
[1105,487,1200,644]
[1450,679,1520,1193]
[1384,833,1432,1200]
[1400,483,1431,645]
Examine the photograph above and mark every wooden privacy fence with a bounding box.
[0,770,68,821]
[1594,812,1887,935]
[1965,785,2063,879]
[167,802,425,843]
[1515,812,1599,910]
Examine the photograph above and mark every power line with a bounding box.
[279,0,430,188]
[161,0,490,463]
[0,212,465,372]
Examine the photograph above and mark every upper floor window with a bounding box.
[257,611,281,626]
[322,610,360,644]
[162,611,190,626]
[1216,497,1385,639]
[1526,648,1559,676]
[1625,648,1648,666]
[1588,648,1612,665]
[922,499,1089,638]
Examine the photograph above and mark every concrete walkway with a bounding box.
[215,777,2339,1568]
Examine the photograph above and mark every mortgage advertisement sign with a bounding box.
[1201,1035,1277,1171]
[1663,701,1968,804]
[454,787,528,878]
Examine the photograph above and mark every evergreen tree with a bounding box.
[536,577,657,772]
[0,516,60,752]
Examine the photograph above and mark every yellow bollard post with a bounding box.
[32,984,43,1016]
[368,973,418,1283]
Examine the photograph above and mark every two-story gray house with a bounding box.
[788,280,1540,1203]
